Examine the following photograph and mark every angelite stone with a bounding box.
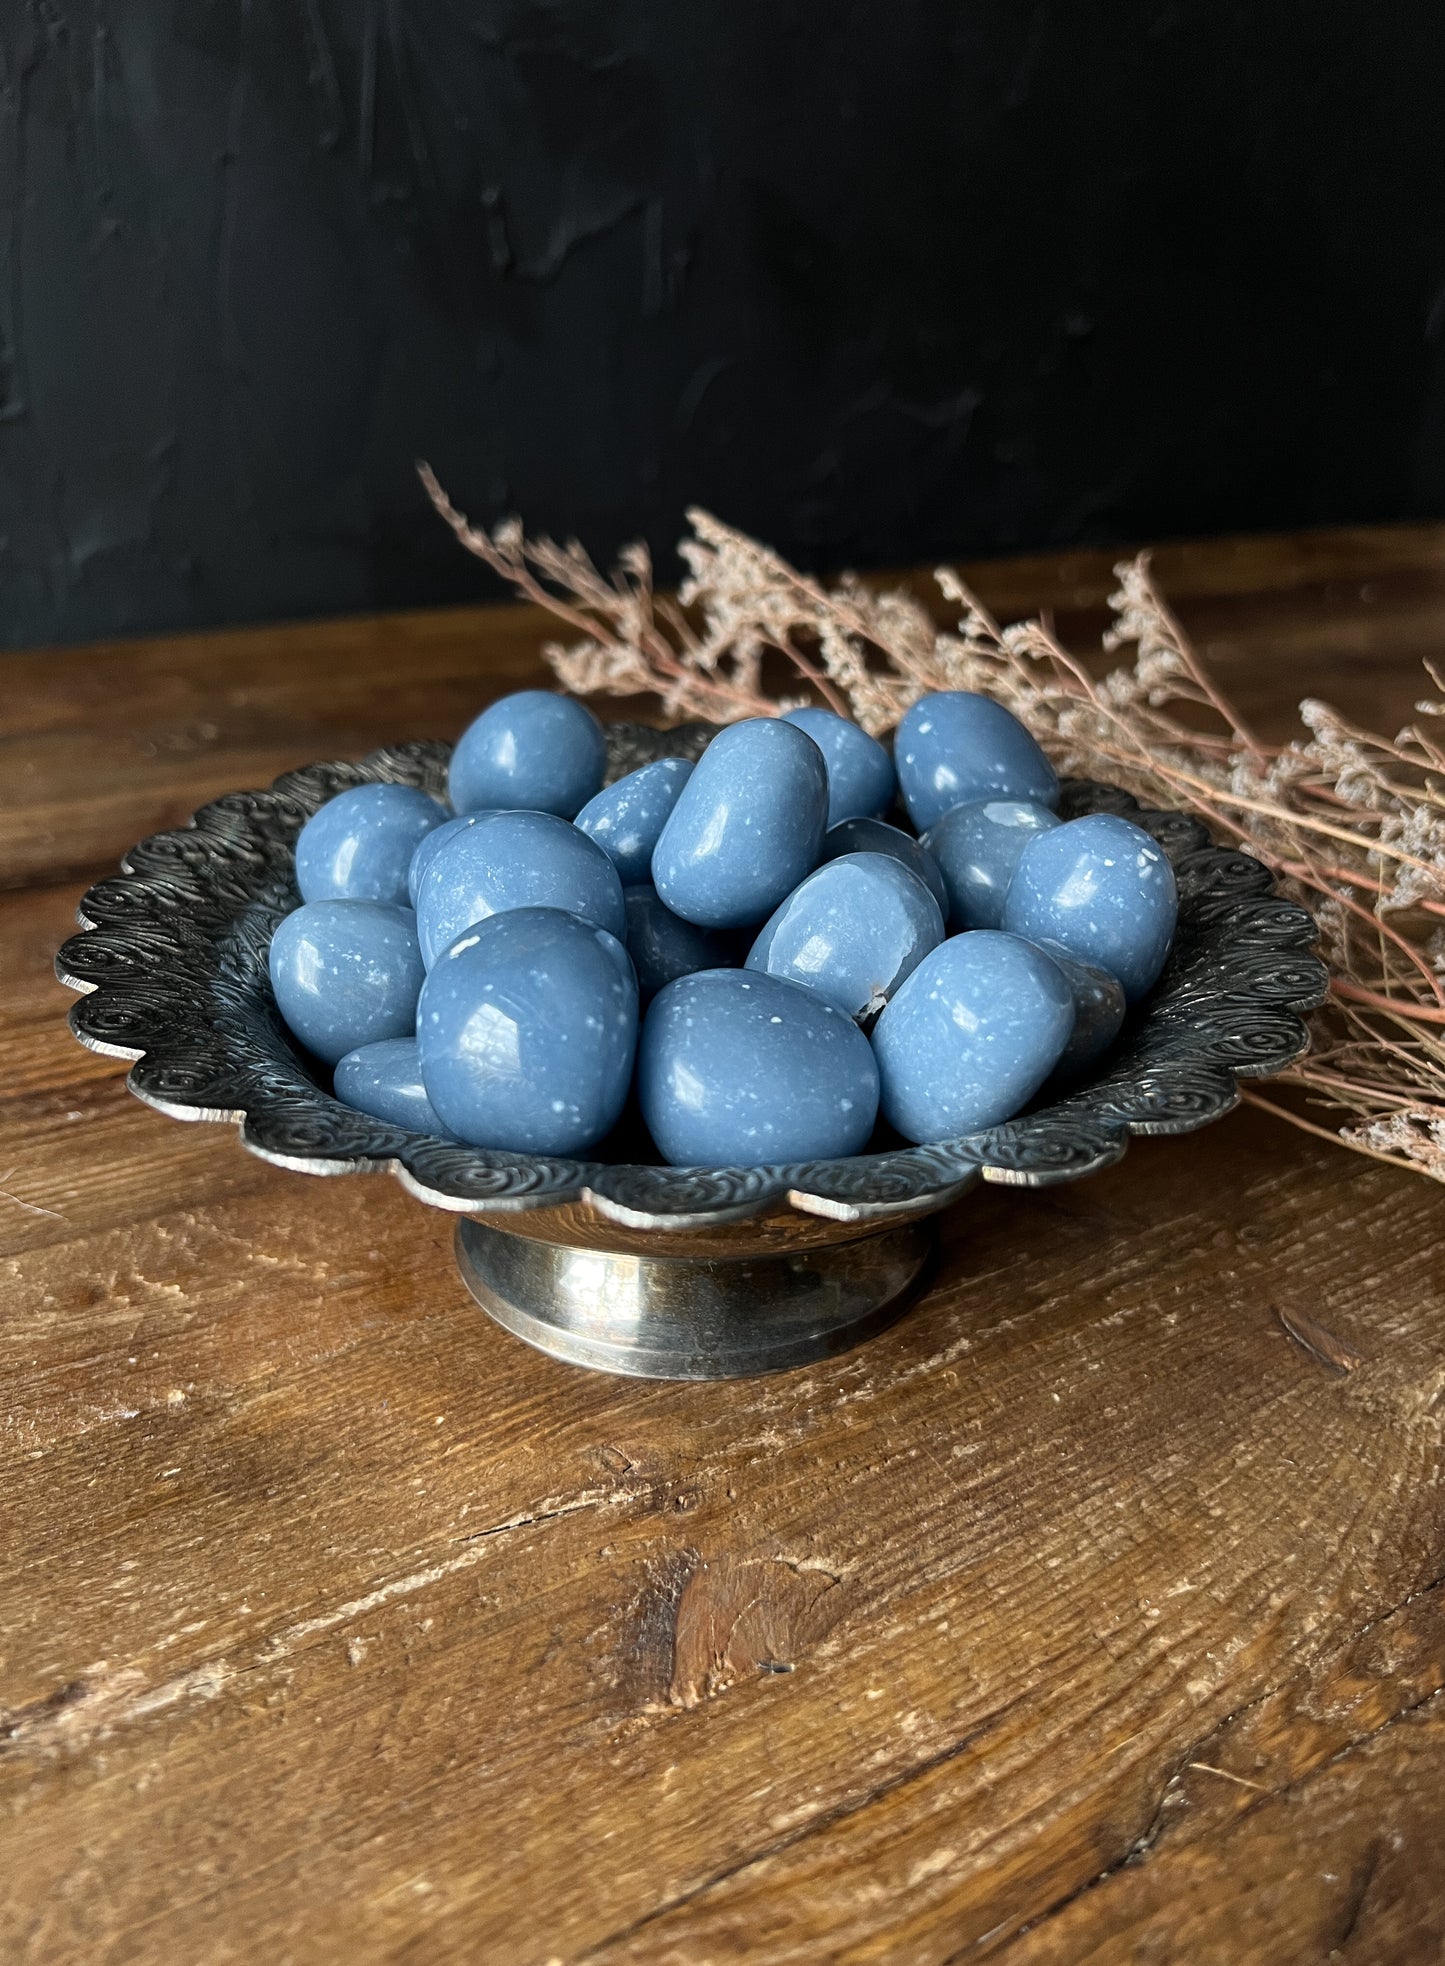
[623,884,735,1001]
[417,907,637,1155]
[575,757,694,884]
[923,799,1061,929]
[334,1037,451,1135]
[449,690,606,818]
[268,900,425,1067]
[747,853,943,1021]
[638,970,879,1167]
[415,809,626,968]
[782,708,895,825]
[1002,813,1178,1004]
[652,717,829,929]
[896,691,1059,832]
[821,816,949,918]
[296,783,448,909]
[408,812,493,908]
[1041,947,1127,1081]
[872,931,1075,1143]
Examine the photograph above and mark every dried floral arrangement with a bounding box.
[420,465,1445,1186]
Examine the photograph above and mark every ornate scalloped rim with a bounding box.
[57,733,1329,1232]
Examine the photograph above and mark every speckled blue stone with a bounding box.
[821,816,950,918]
[896,691,1059,832]
[417,908,637,1154]
[575,758,694,884]
[407,812,494,908]
[1039,947,1127,1081]
[652,717,828,928]
[747,853,943,1020]
[781,708,895,825]
[638,969,879,1167]
[449,690,606,818]
[1002,813,1178,1004]
[296,783,449,908]
[268,901,425,1067]
[623,885,735,1001]
[334,1038,451,1135]
[414,809,626,968]
[922,799,1061,929]
[872,931,1075,1143]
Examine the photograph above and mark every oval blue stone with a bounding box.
[334,1037,452,1135]
[415,809,626,968]
[408,811,494,909]
[575,758,694,884]
[782,708,895,825]
[872,930,1075,1142]
[638,969,879,1167]
[923,799,1061,929]
[296,783,449,908]
[268,900,425,1067]
[449,690,606,818]
[1039,946,1127,1082]
[652,717,828,928]
[821,816,950,919]
[623,884,735,1001]
[896,691,1059,832]
[417,907,637,1155]
[1002,813,1178,1004]
[746,853,943,1020]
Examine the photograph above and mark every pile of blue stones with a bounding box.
[268,690,1178,1167]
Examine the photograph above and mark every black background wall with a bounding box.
[4,1,1445,650]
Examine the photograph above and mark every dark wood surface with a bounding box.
[3,527,1444,1965]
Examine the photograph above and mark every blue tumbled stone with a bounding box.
[1002,813,1178,1004]
[575,758,694,884]
[334,1037,452,1135]
[782,708,895,825]
[638,969,879,1167]
[652,717,828,928]
[923,799,1061,929]
[623,885,735,1001]
[296,783,449,909]
[417,907,637,1155]
[1039,946,1127,1081]
[821,816,950,919]
[408,812,494,909]
[872,930,1075,1143]
[268,900,425,1067]
[896,691,1059,831]
[747,853,944,1021]
[415,809,626,969]
[449,690,606,818]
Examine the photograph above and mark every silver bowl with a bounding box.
[57,726,1328,1379]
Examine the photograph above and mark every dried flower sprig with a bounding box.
[421,467,1445,1185]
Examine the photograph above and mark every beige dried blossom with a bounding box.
[421,465,1445,1185]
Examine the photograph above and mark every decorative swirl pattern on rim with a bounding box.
[57,729,1329,1230]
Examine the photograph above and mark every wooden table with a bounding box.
[4,526,1444,1965]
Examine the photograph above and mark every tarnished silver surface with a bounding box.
[56,724,1328,1378]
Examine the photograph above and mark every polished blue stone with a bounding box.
[408,812,494,908]
[781,708,895,825]
[872,930,1075,1143]
[414,809,626,968]
[896,691,1059,831]
[652,717,828,928]
[449,690,607,818]
[747,853,943,1020]
[1039,946,1127,1081]
[1002,813,1178,1004]
[296,783,449,908]
[417,907,637,1154]
[623,885,735,1001]
[334,1038,451,1135]
[268,901,425,1067]
[821,816,950,918]
[575,758,694,884]
[922,799,1061,929]
[638,969,879,1167]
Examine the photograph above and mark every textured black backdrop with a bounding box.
[4,1,1445,650]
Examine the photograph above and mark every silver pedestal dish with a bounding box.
[57,725,1328,1380]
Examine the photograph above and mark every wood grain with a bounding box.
[3,524,1444,1964]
